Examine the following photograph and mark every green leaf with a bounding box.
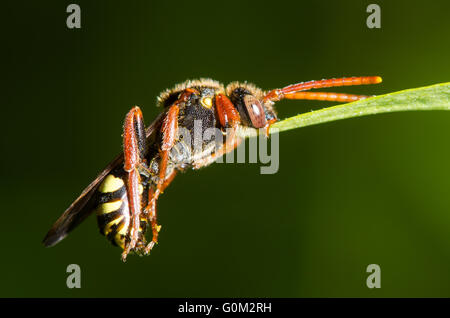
[268,82,450,134]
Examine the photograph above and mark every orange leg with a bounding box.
[263,118,277,138]
[143,88,211,254]
[122,106,147,261]
[215,94,241,128]
[146,105,179,217]
[142,88,197,253]
[156,105,179,195]
[144,169,177,253]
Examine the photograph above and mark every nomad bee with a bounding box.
[43,76,382,261]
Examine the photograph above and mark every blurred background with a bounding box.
[3,0,450,297]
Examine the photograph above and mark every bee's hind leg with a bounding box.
[121,106,148,261]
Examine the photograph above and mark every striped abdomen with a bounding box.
[95,172,147,249]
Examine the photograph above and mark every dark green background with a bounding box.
[3,0,450,297]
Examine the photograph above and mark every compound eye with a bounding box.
[243,95,267,128]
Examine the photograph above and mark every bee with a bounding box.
[43,76,382,261]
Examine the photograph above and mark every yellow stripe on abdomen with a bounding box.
[96,199,123,215]
[99,174,125,193]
